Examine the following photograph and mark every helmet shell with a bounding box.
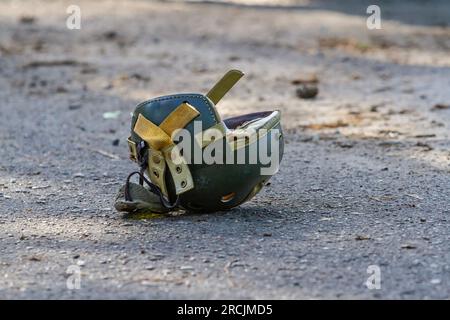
[130,93,284,213]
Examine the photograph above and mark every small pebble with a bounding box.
[432,103,449,110]
[430,279,441,285]
[77,260,85,266]
[180,265,193,270]
[69,104,82,110]
[19,16,36,24]
[296,84,319,99]
[401,244,417,249]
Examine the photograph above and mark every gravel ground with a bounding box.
[0,0,449,299]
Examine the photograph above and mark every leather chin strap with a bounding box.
[124,171,179,210]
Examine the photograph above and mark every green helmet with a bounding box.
[115,70,284,214]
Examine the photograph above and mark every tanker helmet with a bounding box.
[115,70,284,214]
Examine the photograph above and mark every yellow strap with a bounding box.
[133,114,173,150]
[127,137,137,161]
[159,102,200,137]
[134,102,200,150]
[147,150,168,197]
[206,69,244,105]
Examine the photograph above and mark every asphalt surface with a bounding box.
[0,0,449,299]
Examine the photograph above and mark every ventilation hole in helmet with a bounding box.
[221,192,235,203]
[153,170,159,178]
[176,166,182,174]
